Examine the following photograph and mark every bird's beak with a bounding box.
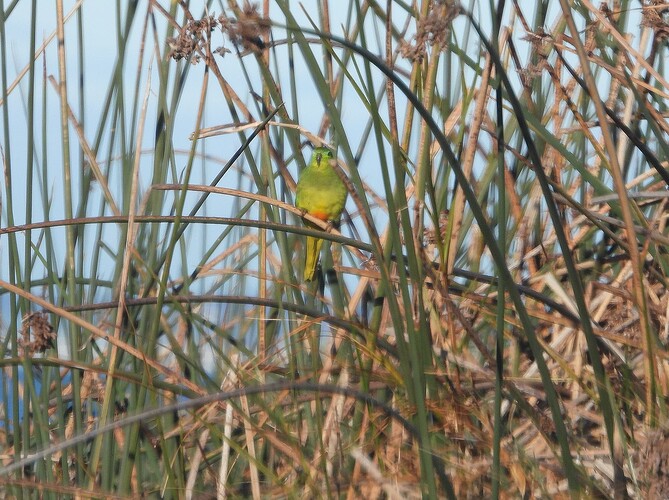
[316,152,322,166]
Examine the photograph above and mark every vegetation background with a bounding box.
[1,0,668,497]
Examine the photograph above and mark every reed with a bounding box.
[1,1,667,497]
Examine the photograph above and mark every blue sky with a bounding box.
[1,1,403,350]
[2,1,647,347]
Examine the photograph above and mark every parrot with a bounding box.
[295,147,348,281]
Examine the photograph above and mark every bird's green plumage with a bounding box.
[295,147,348,281]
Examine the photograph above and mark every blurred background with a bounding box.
[1,0,667,498]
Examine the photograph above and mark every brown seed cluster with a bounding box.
[400,1,460,62]
[642,1,669,42]
[168,16,218,63]
[220,2,270,54]
[167,3,269,63]
[638,428,669,498]
[423,210,449,246]
[21,312,56,355]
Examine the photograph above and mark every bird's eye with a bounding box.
[326,151,333,158]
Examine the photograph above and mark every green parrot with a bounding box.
[295,147,348,281]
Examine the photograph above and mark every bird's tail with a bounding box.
[304,236,323,282]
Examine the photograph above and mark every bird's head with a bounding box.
[313,147,334,167]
